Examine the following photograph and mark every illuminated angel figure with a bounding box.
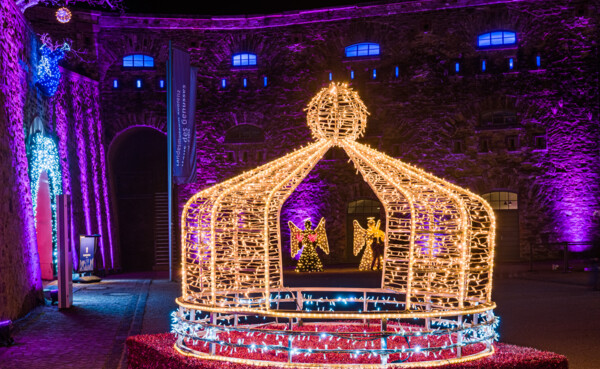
[354,217,385,271]
[289,218,329,272]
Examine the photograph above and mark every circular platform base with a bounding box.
[127,333,568,369]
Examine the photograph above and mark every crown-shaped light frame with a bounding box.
[174,83,497,367]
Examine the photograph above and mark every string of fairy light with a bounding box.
[177,82,497,367]
[36,42,69,97]
[289,218,329,272]
[28,132,63,272]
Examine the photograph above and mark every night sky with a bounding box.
[120,0,378,15]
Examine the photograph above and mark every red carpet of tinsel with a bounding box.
[127,333,568,369]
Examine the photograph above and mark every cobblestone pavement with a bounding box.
[0,277,151,369]
[0,266,598,369]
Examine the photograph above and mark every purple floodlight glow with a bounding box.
[74,87,92,234]
[85,97,106,269]
[555,171,596,252]
[96,107,115,269]
[2,27,42,289]
[54,91,78,266]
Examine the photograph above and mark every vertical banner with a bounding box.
[171,47,197,184]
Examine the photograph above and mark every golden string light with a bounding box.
[177,82,497,367]
[289,218,329,272]
[354,217,386,271]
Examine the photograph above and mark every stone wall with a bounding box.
[54,70,117,271]
[94,0,599,262]
[25,0,600,269]
[1,0,115,320]
[1,0,43,320]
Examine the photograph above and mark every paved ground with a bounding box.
[0,263,598,369]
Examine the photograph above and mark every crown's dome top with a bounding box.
[306,82,369,142]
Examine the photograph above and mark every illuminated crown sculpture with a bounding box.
[174,83,497,367]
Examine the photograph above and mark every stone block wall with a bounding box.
[24,0,599,269]
[1,0,44,320]
[90,0,599,263]
[1,0,115,320]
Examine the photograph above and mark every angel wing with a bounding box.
[288,221,303,258]
[374,219,385,242]
[353,220,367,256]
[314,217,329,255]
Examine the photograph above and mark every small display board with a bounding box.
[78,235,100,273]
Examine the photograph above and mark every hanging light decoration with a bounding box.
[36,42,69,97]
[55,7,72,23]
[175,82,497,367]
[28,132,63,274]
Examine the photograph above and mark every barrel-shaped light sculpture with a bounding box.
[174,83,497,368]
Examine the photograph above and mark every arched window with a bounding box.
[224,124,265,143]
[482,191,518,210]
[345,43,380,58]
[123,54,154,68]
[477,31,517,48]
[232,53,257,67]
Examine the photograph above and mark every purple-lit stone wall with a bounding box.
[25,0,600,265]
[98,0,599,260]
[0,0,115,319]
[0,0,43,320]
[54,70,116,270]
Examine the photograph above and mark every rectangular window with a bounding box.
[452,140,464,154]
[372,69,376,79]
[136,79,142,88]
[263,76,268,87]
[534,135,547,150]
[221,79,227,89]
[508,58,514,70]
[536,55,541,67]
[329,72,332,81]
[506,135,518,151]
[479,137,491,152]
[243,78,247,88]
[112,79,118,88]
[455,62,460,73]
[395,66,399,78]
[226,152,234,161]
[159,79,165,88]
[350,70,354,80]
[481,60,486,72]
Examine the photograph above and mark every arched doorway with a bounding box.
[482,191,520,261]
[346,199,384,263]
[109,127,167,272]
[36,171,54,280]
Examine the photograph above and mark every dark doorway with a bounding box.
[495,210,520,261]
[482,191,520,261]
[109,128,167,271]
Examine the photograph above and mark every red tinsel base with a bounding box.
[127,333,568,369]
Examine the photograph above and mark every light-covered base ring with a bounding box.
[172,288,497,368]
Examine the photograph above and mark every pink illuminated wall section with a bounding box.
[96,109,115,269]
[85,90,106,269]
[73,83,93,235]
